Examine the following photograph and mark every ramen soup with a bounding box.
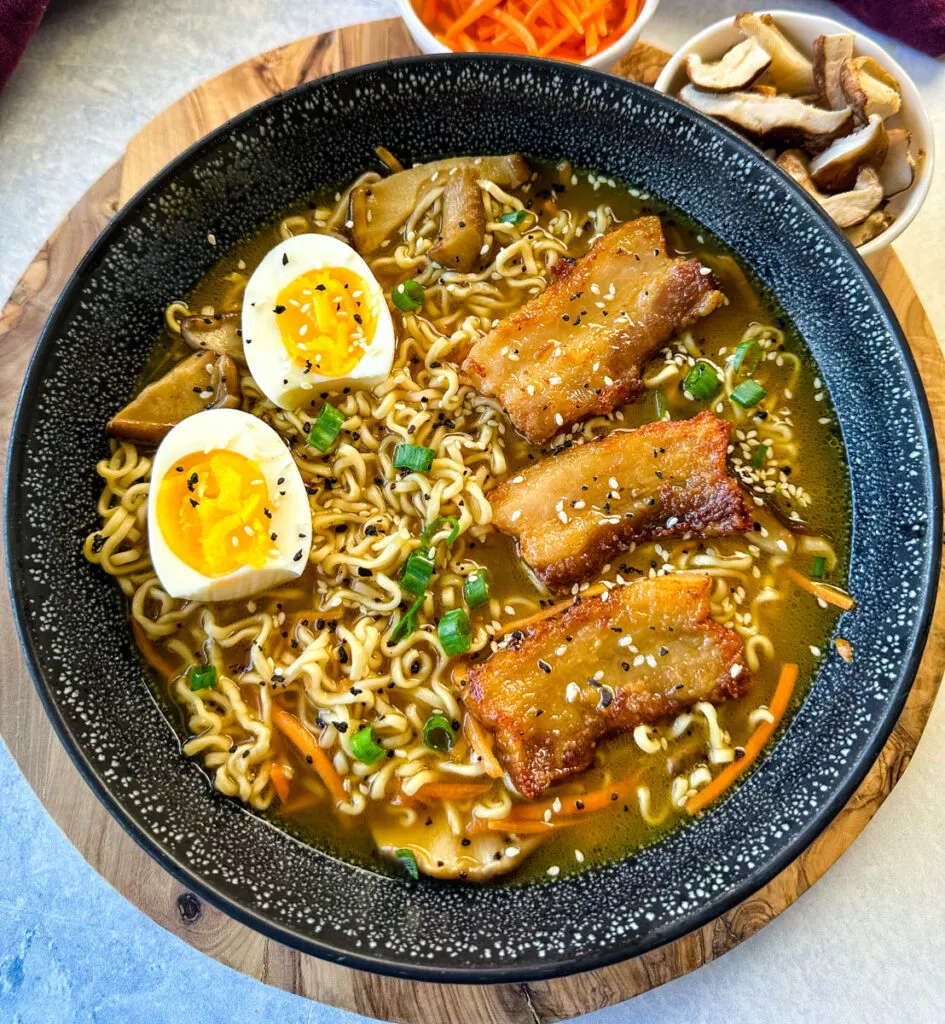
[85,153,853,884]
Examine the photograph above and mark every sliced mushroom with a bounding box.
[350,154,531,256]
[812,33,854,110]
[428,167,487,273]
[180,310,245,364]
[845,210,894,246]
[810,114,888,192]
[840,55,901,123]
[777,151,884,228]
[734,12,815,95]
[371,806,541,881]
[750,83,779,98]
[685,38,772,92]
[878,128,916,197]
[106,352,241,445]
[679,85,852,153]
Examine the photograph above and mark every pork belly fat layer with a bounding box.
[462,216,726,444]
[461,574,748,799]
[489,412,751,589]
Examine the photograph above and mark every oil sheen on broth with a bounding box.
[94,160,851,884]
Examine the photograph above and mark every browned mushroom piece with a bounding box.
[734,12,815,95]
[777,151,884,228]
[428,167,488,273]
[684,38,772,92]
[180,310,245,364]
[349,154,530,256]
[845,210,894,246]
[878,128,916,197]
[839,55,901,123]
[812,33,854,110]
[106,352,241,445]
[679,85,852,153]
[809,114,888,192]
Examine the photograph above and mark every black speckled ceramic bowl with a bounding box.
[6,56,941,983]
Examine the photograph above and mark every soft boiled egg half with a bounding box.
[148,408,312,602]
[242,234,395,410]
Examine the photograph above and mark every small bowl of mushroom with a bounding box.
[655,10,933,257]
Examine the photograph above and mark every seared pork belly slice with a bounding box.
[462,217,725,444]
[490,412,751,589]
[460,573,748,799]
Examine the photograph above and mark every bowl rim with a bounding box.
[395,0,662,68]
[653,8,936,257]
[5,51,941,984]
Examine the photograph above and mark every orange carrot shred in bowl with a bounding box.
[415,0,640,60]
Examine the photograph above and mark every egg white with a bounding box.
[147,408,312,602]
[241,234,395,410]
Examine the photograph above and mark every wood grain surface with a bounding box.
[1,19,942,1023]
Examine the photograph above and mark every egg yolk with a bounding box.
[156,449,275,578]
[275,266,376,377]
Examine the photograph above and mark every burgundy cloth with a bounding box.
[832,0,945,57]
[0,0,48,92]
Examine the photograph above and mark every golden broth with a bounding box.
[99,161,851,883]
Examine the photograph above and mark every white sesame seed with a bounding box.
[547,865,560,877]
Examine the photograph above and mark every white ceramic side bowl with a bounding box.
[398,0,661,71]
[654,9,934,257]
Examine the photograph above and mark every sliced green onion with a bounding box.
[751,443,768,469]
[307,403,344,452]
[188,664,217,691]
[731,379,767,408]
[464,571,490,609]
[391,594,425,644]
[683,361,721,401]
[732,339,761,375]
[810,556,827,580]
[421,516,460,546]
[438,608,471,657]
[655,390,668,420]
[499,209,527,225]
[395,848,419,880]
[351,725,386,765]
[391,279,425,313]
[401,550,434,596]
[422,713,456,752]
[394,443,435,473]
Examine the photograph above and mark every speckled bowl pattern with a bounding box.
[5,56,941,983]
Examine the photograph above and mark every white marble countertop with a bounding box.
[1,2,943,1021]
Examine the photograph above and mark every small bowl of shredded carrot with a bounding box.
[400,0,661,69]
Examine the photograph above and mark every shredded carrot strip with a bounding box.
[505,771,640,821]
[785,567,856,611]
[279,791,321,815]
[270,763,291,803]
[131,620,180,680]
[494,583,608,638]
[552,0,584,34]
[415,781,492,801]
[464,713,505,779]
[271,708,348,807]
[685,663,799,815]
[538,21,579,56]
[475,816,582,834]
[523,0,553,24]
[444,0,505,38]
[486,8,538,53]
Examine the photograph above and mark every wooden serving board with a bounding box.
[1,18,943,1022]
